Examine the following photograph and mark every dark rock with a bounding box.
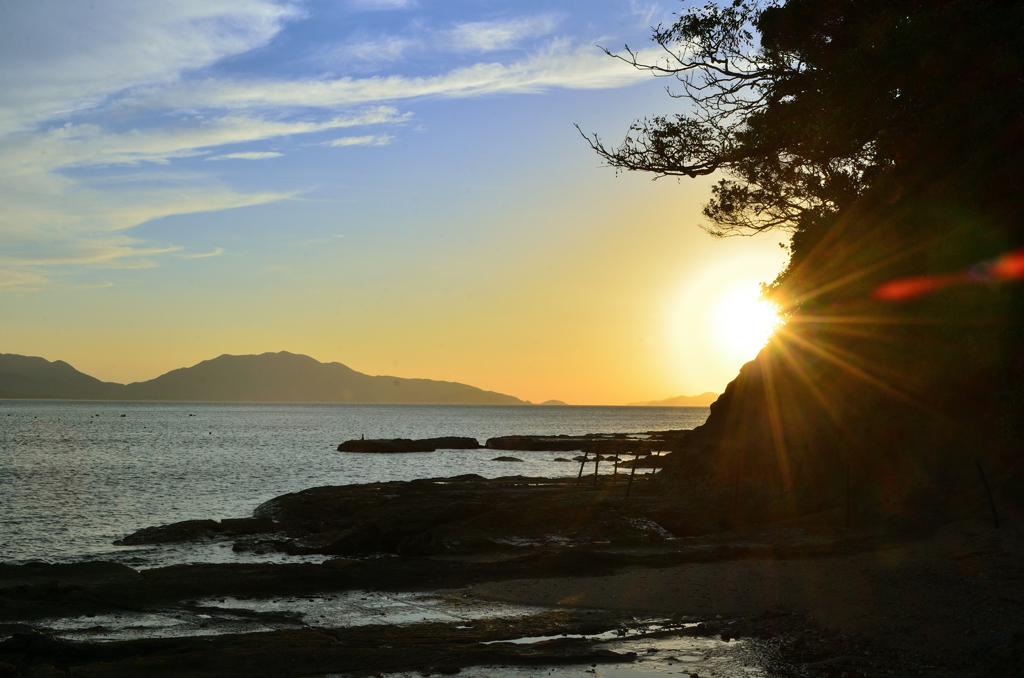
[232,538,289,554]
[115,517,278,546]
[491,456,523,462]
[553,458,572,462]
[219,517,279,534]
[0,631,68,659]
[337,439,433,453]
[0,561,138,585]
[243,475,676,557]
[486,436,591,451]
[0,610,642,677]
[114,519,225,545]
[424,436,481,449]
[337,436,480,453]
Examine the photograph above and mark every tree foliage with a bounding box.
[584,0,1024,254]
[586,0,1024,518]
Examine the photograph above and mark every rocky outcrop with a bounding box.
[114,517,280,545]
[115,474,710,559]
[658,307,1024,526]
[485,436,589,451]
[484,435,633,452]
[337,436,480,453]
[114,519,226,545]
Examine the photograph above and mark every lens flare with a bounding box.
[873,248,1024,300]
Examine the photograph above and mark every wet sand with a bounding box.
[470,519,1024,667]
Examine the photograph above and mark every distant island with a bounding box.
[628,392,719,407]
[0,351,526,405]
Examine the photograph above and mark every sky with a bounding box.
[0,0,789,405]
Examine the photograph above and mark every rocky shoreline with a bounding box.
[2,430,1023,676]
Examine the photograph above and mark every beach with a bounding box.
[3,463,1022,676]
[471,517,1024,667]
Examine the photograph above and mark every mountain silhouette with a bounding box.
[0,353,123,400]
[0,351,525,404]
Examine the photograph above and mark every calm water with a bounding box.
[0,401,707,566]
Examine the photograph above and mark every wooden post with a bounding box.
[613,452,619,484]
[626,448,641,498]
[593,445,600,489]
[576,450,588,486]
[976,459,1000,529]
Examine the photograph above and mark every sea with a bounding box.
[0,401,708,568]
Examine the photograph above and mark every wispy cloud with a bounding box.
[208,151,282,160]
[0,237,180,268]
[0,1,648,292]
[0,177,289,288]
[0,267,48,290]
[442,16,561,52]
[180,247,226,258]
[0,167,292,243]
[0,107,400,288]
[325,134,391,147]
[338,35,417,63]
[327,15,562,66]
[139,42,646,113]
[0,1,304,135]
[0,235,184,294]
[629,0,661,27]
[348,0,414,10]
[2,108,408,173]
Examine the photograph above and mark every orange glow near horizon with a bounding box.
[2,177,790,406]
[662,250,788,401]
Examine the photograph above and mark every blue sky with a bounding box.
[0,0,788,404]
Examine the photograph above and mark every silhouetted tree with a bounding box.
[583,0,1024,293]
[590,0,1024,516]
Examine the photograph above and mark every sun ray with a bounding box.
[771,336,854,434]
[758,350,792,492]
[778,326,933,415]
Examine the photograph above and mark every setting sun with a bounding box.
[713,286,781,358]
